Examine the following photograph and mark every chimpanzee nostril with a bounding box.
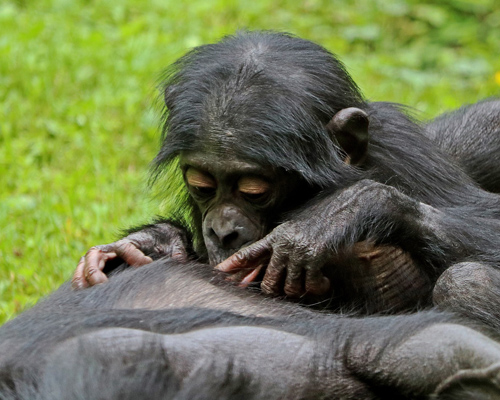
[221,231,239,248]
[210,225,241,249]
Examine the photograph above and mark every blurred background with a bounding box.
[1,0,499,323]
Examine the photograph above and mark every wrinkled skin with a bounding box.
[72,222,189,289]
[217,180,427,297]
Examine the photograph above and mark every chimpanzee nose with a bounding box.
[211,226,240,249]
[210,219,250,249]
[204,206,259,250]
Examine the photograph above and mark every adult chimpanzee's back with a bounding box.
[2,259,500,399]
[425,99,500,193]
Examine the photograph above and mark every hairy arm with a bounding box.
[217,180,476,301]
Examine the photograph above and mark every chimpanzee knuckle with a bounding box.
[85,249,103,266]
[114,242,142,261]
[171,245,188,261]
[70,277,87,290]
[234,251,251,266]
[261,276,281,296]
[124,236,143,249]
[284,282,304,298]
[344,182,411,217]
[291,239,319,260]
[128,230,158,248]
[71,258,88,290]
[272,221,295,236]
[303,262,322,275]
[252,238,273,254]
[152,236,177,255]
[86,245,106,256]
[285,262,302,279]
[276,225,304,246]
[115,240,133,252]
[85,267,108,286]
[260,282,276,295]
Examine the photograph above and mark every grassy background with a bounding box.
[1,0,499,324]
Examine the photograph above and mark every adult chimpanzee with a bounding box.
[72,31,500,321]
[3,258,500,399]
[424,99,500,194]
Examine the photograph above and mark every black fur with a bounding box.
[152,32,500,253]
[80,31,500,319]
[151,31,500,273]
[425,99,500,193]
[3,259,500,399]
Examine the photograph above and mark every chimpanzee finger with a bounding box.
[71,257,89,290]
[170,240,189,262]
[261,251,288,296]
[239,264,265,288]
[114,242,153,267]
[283,262,305,298]
[305,267,330,296]
[83,248,115,287]
[216,238,271,273]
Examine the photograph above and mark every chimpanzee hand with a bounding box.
[216,219,333,297]
[217,180,453,298]
[71,222,189,289]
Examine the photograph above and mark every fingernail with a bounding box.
[214,263,225,271]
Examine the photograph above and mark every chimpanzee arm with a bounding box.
[217,179,477,298]
[71,219,191,289]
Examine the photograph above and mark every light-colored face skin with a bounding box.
[179,151,299,265]
[180,151,276,208]
[184,167,271,203]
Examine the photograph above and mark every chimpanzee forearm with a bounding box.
[218,179,486,300]
[293,180,481,275]
[121,218,194,260]
[296,181,500,321]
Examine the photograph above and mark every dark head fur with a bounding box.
[154,31,366,188]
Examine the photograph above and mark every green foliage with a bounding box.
[1,0,499,323]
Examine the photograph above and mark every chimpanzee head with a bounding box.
[154,31,370,265]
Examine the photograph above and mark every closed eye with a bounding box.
[185,167,216,197]
[193,186,216,195]
[238,176,271,203]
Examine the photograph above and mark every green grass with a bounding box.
[1,0,499,324]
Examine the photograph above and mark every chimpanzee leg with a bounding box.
[41,323,500,399]
[347,323,500,398]
[40,327,373,400]
[433,262,500,330]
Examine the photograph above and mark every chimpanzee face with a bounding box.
[179,151,300,265]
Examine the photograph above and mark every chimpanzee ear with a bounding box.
[326,107,369,165]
